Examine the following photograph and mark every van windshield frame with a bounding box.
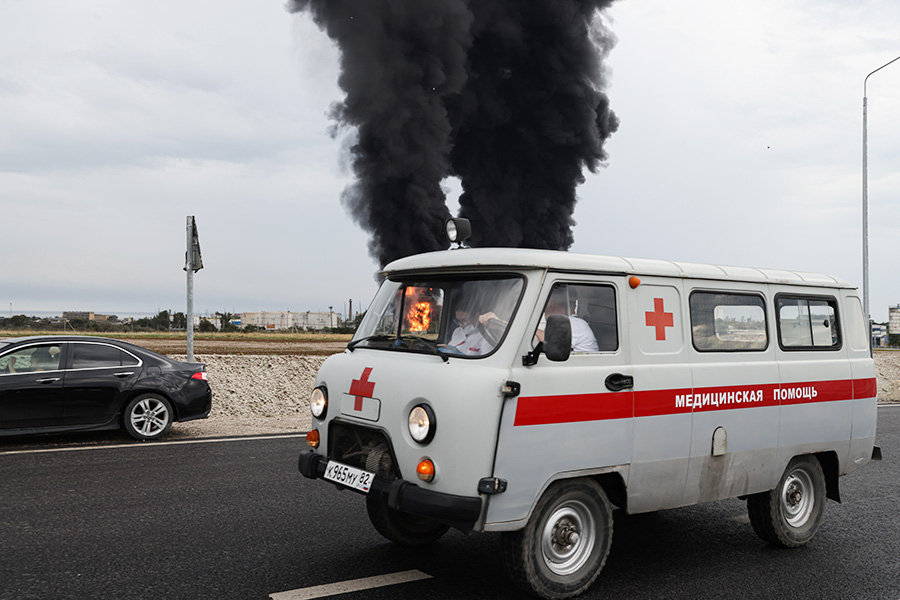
[351,273,526,359]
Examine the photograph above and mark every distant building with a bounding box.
[192,314,221,330]
[63,311,116,322]
[889,305,900,336]
[239,311,339,331]
[63,311,94,321]
[872,323,887,347]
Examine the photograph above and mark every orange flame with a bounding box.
[405,288,433,332]
[409,302,431,332]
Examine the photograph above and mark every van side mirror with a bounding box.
[544,315,572,362]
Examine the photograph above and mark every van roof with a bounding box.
[383,248,854,289]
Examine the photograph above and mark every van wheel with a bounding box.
[365,494,449,546]
[501,479,613,599]
[747,455,826,548]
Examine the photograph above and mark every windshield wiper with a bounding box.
[347,335,391,351]
[398,336,449,362]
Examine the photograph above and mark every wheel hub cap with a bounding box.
[541,500,596,576]
[781,469,814,527]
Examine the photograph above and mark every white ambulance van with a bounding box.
[298,244,879,599]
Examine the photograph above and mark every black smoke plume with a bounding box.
[448,1,619,249]
[289,0,618,267]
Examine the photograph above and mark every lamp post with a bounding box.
[863,54,900,349]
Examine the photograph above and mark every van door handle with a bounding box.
[35,377,60,384]
[605,373,633,392]
[114,372,134,378]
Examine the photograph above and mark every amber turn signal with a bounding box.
[307,429,320,448]
[416,458,435,482]
[629,276,642,289]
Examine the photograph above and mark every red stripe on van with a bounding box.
[513,392,633,426]
[514,378,875,426]
[633,388,693,417]
[635,383,780,417]
[778,379,852,406]
[853,377,877,399]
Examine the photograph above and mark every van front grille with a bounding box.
[328,421,400,480]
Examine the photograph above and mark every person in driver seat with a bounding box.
[447,300,495,356]
[29,347,57,372]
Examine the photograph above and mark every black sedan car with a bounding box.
[0,336,211,441]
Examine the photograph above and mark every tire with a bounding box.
[365,493,449,546]
[747,455,826,548]
[501,479,613,600]
[123,394,174,441]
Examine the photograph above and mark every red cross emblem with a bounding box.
[349,367,375,411]
[645,298,674,341]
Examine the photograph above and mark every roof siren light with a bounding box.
[446,218,472,248]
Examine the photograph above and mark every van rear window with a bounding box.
[690,292,767,352]
[776,295,840,350]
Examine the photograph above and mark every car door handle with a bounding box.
[114,372,134,378]
[605,373,634,392]
[35,377,60,384]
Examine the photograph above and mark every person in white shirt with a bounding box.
[447,307,495,356]
[534,286,599,353]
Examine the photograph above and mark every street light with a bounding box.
[863,54,900,349]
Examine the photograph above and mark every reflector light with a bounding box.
[307,429,320,448]
[191,372,208,381]
[629,276,642,289]
[416,458,435,482]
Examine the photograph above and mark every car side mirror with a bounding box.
[544,315,572,362]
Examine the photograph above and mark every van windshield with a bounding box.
[351,275,525,358]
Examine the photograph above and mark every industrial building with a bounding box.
[889,305,900,338]
[62,311,115,322]
[238,311,340,331]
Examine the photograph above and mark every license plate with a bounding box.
[323,461,374,493]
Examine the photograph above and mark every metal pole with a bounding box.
[863,54,900,352]
[863,92,869,350]
[186,216,195,362]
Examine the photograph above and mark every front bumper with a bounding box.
[298,450,483,531]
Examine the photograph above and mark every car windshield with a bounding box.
[351,275,525,358]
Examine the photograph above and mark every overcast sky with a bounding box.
[2,1,899,321]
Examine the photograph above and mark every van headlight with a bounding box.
[408,404,436,444]
[310,387,328,419]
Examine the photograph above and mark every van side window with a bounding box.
[776,295,840,350]
[537,283,618,352]
[690,292,767,352]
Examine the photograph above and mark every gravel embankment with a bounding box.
[169,354,326,438]
[169,351,900,439]
[875,350,900,403]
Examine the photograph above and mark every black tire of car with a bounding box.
[123,394,174,441]
[365,493,449,546]
[501,479,613,600]
[747,455,826,548]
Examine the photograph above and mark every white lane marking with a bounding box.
[0,433,306,456]
[270,570,432,600]
[730,514,751,524]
